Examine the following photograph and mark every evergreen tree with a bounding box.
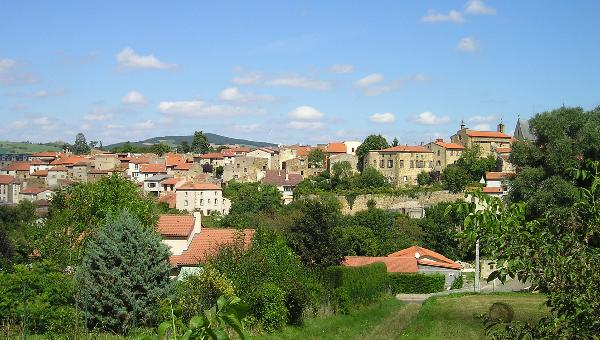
[77,210,172,334]
[191,131,210,154]
[72,132,91,155]
[392,137,399,147]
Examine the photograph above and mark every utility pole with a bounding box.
[475,238,481,292]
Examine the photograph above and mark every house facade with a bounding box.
[425,139,465,171]
[364,146,434,186]
[175,182,231,215]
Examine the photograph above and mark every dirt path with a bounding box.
[361,303,422,339]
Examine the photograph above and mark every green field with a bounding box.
[0,141,62,154]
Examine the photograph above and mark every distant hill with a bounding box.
[0,141,62,154]
[106,133,277,150]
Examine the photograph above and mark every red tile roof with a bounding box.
[170,229,255,266]
[2,162,31,171]
[157,214,195,237]
[31,170,48,177]
[177,182,221,191]
[344,256,419,273]
[198,152,225,159]
[158,192,176,208]
[50,156,88,165]
[0,175,18,184]
[165,153,186,167]
[161,177,184,185]
[482,187,503,194]
[466,131,511,139]
[130,156,150,164]
[222,147,250,154]
[433,140,465,150]
[262,170,303,186]
[378,146,432,153]
[140,164,167,173]
[326,142,347,153]
[388,246,461,270]
[485,172,516,181]
[221,151,236,157]
[49,166,68,171]
[21,187,50,195]
[174,162,193,170]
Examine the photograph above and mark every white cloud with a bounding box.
[465,0,497,15]
[421,9,464,23]
[266,74,332,91]
[219,87,274,103]
[233,123,262,133]
[472,123,491,130]
[0,58,17,72]
[157,99,266,117]
[457,37,480,53]
[355,73,384,87]
[468,115,497,123]
[122,90,147,105]
[134,120,155,129]
[232,71,263,85]
[329,64,355,74]
[116,47,177,70]
[414,111,450,125]
[32,89,65,98]
[287,121,324,130]
[288,106,324,121]
[369,113,396,124]
[33,117,51,126]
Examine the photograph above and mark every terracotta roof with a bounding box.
[50,156,88,165]
[2,162,31,171]
[326,142,347,153]
[466,130,511,139]
[344,256,418,273]
[158,192,176,208]
[31,170,48,177]
[21,187,50,195]
[388,246,461,270]
[0,175,18,184]
[161,177,184,185]
[174,162,193,170]
[494,147,511,154]
[49,166,68,172]
[177,182,221,191]
[165,153,186,167]
[222,147,250,154]
[31,151,62,158]
[140,164,167,173]
[378,146,432,153]
[198,153,225,159]
[29,160,50,165]
[262,170,303,187]
[221,151,236,157]
[485,172,516,181]
[253,147,276,155]
[433,140,465,150]
[130,156,150,164]
[482,187,503,194]
[157,214,196,237]
[170,229,255,266]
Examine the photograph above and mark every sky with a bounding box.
[1,0,600,146]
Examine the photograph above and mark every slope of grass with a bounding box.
[0,141,61,154]
[253,297,418,340]
[399,293,548,340]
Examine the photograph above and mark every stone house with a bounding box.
[261,170,303,204]
[160,177,186,194]
[222,156,268,182]
[20,187,53,202]
[143,174,171,196]
[93,153,121,171]
[194,153,225,168]
[1,162,31,180]
[175,182,231,215]
[47,166,68,187]
[328,153,359,173]
[425,139,465,172]
[364,146,434,186]
[139,164,168,181]
[450,121,512,156]
[246,148,279,170]
[0,175,22,204]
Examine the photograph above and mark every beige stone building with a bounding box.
[246,148,279,170]
[450,122,512,156]
[222,156,268,182]
[425,139,465,171]
[93,154,121,171]
[364,146,434,186]
[0,175,22,204]
[175,182,231,215]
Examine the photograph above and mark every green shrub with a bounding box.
[451,274,463,290]
[324,262,388,309]
[388,273,445,294]
[251,283,288,332]
[332,287,351,314]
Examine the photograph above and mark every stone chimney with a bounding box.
[497,120,505,133]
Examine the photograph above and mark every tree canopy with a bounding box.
[192,131,210,154]
[356,135,389,171]
[71,132,91,155]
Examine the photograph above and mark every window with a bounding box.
[437,160,441,166]
[450,150,454,156]
[379,160,384,168]
[429,161,433,168]
[399,160,404,168]
[237,163,240,168]
[410,160,414,168]
[184,200,189,206]
[387,160,393,168]
[437,150,440,156]
[403,176,408,182]
[300,160,305,166]
[262,165,266,171]
[300,171,304,176]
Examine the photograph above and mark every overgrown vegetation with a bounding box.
[324,263,388,313]
[388,273,445,294]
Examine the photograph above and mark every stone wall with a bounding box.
[337,190,464,215]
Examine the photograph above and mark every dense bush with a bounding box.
[0,261,77,337]
[451,274,463,290]
[324,263,388,310]
[388,273,445,294]
[251,283,288,332]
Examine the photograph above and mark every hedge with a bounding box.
[388,273,445,294]
[324,262,388,307]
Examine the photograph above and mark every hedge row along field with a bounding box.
[388,273,445,294]
[324,262,388,311]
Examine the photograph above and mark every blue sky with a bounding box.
[1,0,599,146]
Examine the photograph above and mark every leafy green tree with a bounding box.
[77,210,172,334]
[192,131,210,154]
[418,202,468,260]
[417,171,431,186]
[331,161,354,189]
[356,135,389,171]
[215,165,224,178]
[151,142,171,156]
[442,164,470,193]
[221,182,282,227]
[455,145,497,181]
[177,140,191,154]
[0,200,36,267]
[286,196,344,269]
[355,166,388,189]
[392,137,399,147]
[41,174,159,265]
[307,148,326,168]
[71,132,91,155]
[336,225,379,256]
